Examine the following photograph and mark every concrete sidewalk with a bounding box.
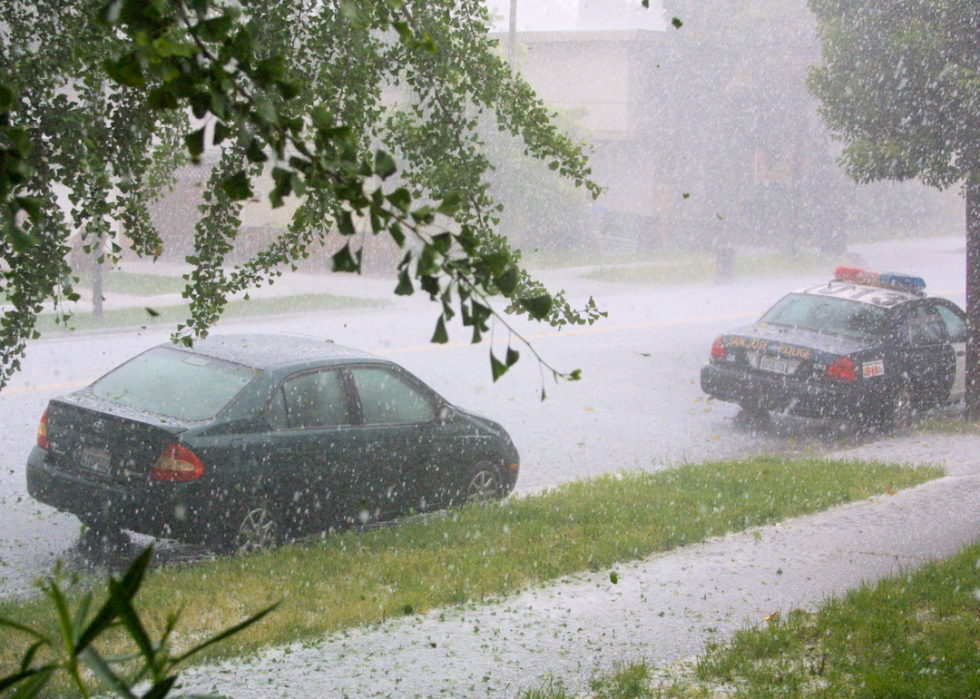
[174,432,980,699]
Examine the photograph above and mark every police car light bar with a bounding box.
[833,266,926,294]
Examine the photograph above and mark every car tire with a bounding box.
[465,463,505,504]
[881,381,914,432]
[78,519,130,554]
[735,403,771,429]
[231,503,281,554]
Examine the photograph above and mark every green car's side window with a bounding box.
[268,370,350,430]
[350,367,436,425]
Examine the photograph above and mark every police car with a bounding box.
[700,267,966,429]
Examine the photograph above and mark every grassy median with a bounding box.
[533,537,980,699]
[0,455,942,694]
[34,292,382,334]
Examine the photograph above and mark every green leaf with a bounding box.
[431,232,452,253]
[374,150,397,179]
[146,87,179,110]
[417,244,437,276]
[255,56,288,87]
[337,210,356,236]
[254,95,279,126]
[671,16,683,28]
[0,617,48,643]
[339,0,368,29]
[245,138,267,162]
[278,79,301,101]
[411,205,433,224]
[490,351,507,381]
[310,104,333,131]
[456,227,478,255]
[480,251,510,276]
[0,666,54,696]
[395,269,413,296]
[211,121,231,146]
[189,91,211,120]
[0,84,14,111]
[420,274,440,297]
[332,243,361,273]
[140,676,179,699]
[495,266,518,295]
[436,192,463,216]
[104,53,145,88]
[506,346,520,367]
[521,294,552,320]
[389,222,405,248]
[196,15,234,42]
[185,126,206,158]
[80,646,134,699]
[173,603,279,664]
[431,315,448,344]
[387,188,412,212]
[76,547,153,653]
[220,171,253,201]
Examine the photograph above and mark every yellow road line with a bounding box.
[379,311,761,354]
[2,311,759,394]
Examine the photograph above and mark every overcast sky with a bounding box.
[483,0,666,32]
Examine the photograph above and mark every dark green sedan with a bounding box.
[26,334,520,552]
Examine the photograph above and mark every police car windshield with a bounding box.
[760,293,889,341]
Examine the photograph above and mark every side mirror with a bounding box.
[438,405,453,422]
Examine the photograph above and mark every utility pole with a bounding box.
[508,0,517,67]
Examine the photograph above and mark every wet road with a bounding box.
[0,236,966,596]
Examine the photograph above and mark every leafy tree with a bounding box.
[0,0,604,392]
[807,0,980,417]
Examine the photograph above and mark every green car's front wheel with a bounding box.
[231,503,281,554]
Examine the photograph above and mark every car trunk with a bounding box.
[722,325,870,383]
[44,392,191,488]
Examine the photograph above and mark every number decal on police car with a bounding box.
[862,360,885,378]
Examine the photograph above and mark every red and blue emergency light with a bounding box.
[833,266,926,294]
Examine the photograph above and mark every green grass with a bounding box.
[34,292,382,334]
[916,412,980,435]
[582,251,853,285]
[0,455,941,687]
[520,248,697,271]
[72,270,189,296]
[519,503,980,699]
[654,540,980,698]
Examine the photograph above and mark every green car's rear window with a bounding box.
[91,347,258,420]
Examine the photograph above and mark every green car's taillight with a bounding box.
[37,408,49,450]
[150,443,205,482]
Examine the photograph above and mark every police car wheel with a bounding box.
[882,382,914,431]
[735,404,771,428]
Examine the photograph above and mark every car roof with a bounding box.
[163,333,380,370]
[792,280,923,309]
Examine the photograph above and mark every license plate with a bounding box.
[79,447,111,473]
[759,356,793,375]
